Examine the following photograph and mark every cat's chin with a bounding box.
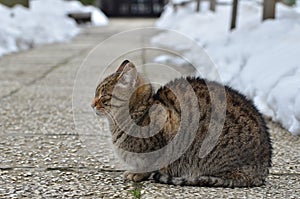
[93,107,106,117]
[94,108,114,121]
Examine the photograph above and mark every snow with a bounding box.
[153,1,300,135]
[295,0,300,13]
[0,0,108,57]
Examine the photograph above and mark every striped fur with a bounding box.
[152,171,265,188]
[92,60,272,188]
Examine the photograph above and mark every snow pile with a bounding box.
[31,0,109,26]
[296,0,300,13]
[0,0,108,57]
[153,1,300,135]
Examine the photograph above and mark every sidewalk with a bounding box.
[0,19,299,198]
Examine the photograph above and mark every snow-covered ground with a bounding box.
[0,0,108,57]
[153,1,300,135]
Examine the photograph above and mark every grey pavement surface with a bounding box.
[0,19,299,198]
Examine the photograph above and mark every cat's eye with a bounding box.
[100,94,110,100]
[99,94,111,106]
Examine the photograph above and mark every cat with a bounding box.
[91,60,272,188]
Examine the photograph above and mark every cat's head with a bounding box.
[91,60,143,116]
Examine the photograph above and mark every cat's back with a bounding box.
[154,76,235,115]
[155,76,267,126]
[154,76,271,165]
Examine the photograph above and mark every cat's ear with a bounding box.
[116,60,137,88]
[116,60,131,73]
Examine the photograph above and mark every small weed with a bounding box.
[129,189,142,199]
[128,182,143,199]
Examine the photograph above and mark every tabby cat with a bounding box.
[91,60,272,187]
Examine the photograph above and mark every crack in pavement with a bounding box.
[0,48,90,101]
[0,166,125,173]
[1,166,299,177]
[0,133,111,137]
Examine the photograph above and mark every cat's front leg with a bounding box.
[123,171,152,182]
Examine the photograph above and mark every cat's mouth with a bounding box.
[93,107,113,118]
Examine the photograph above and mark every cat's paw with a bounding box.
[123,171,150,182]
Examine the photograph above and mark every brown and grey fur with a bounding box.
[92,60,272,188]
